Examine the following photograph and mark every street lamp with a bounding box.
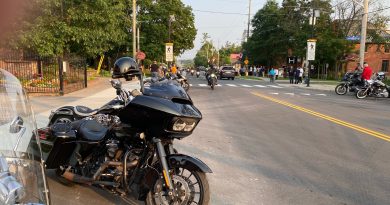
[306,8,320,87]
[168,14,175,43]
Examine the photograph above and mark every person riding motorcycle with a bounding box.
[206,64,218,85]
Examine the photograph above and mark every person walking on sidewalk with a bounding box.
[294,67,300,84]
[288,66,294,84]
[269,68,275,83]
[298,67,304,83]
[274,68,279,80]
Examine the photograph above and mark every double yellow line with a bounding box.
[252,92,390,142]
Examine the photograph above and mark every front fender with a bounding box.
[167,154,212,173]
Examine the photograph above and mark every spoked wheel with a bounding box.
[146,167,210,205]
[356,89,368,99]
[335,84,347,95]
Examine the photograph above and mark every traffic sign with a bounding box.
[244,59,249,65]
[306,39,317,61]
[165,43,174,62]
[136,51,146,60]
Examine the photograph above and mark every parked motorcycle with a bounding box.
[39,57,211,204]
[335,71,362,95]
[0,69,50,205]
[356,72,390,99]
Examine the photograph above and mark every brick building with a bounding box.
[345,43,390,74]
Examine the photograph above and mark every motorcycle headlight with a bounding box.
[171,118,198,132]
[211,74,216,77]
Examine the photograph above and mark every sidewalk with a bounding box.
[238,76,336,92]
[30,78,140,128]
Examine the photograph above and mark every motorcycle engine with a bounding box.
[88,114,120,127]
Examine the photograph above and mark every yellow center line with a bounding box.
[251,92,390,142]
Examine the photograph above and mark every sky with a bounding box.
[179,0,275,60]
[179,0,390,60]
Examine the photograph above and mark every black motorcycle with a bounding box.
[39,57,211,204]
[206,73,217,90]
[356,72,390,99]
[335,71,362,95]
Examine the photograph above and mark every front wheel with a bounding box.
[356,89,368,99]
[145,167,210,205]
[335,84,348,95]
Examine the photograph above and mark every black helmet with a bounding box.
[112,57,140,79]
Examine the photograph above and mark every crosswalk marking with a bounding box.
[301,93,311,96]
[270,93,279,95]
[226,84,237,87]
[199,84,208,87]
[216,84,222,87]
[285,93,295,95]
[254,85,266,88]
[189,84,193,86]
[240,84,253,88]
[267,85,283,88]
[315,94,327,96]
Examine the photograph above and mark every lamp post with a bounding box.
[306,8,320,87]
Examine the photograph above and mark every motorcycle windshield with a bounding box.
[0,69,49,204]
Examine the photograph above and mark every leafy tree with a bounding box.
[218,42,241,65]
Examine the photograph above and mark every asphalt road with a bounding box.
[30,75,390,205]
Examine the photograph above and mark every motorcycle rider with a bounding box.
[361,62,372,81]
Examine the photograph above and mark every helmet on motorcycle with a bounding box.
[112,57,141,80]
[377,72,386,80]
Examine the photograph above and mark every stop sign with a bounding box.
[136,51,146,60]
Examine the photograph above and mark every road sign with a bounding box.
[165,43,173,62]
[244,59,249,65]
[306,39,317,61]
[136,51,146,60]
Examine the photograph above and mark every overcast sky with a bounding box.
[179,0,390,60]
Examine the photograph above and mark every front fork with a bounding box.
[153,138,175,197]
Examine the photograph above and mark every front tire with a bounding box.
[335,84,348,95]
[356,89,368,99]
[145,168,210,205]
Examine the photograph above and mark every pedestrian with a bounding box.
[249,66,253,76]
[261,66,265,77]
[294,67,300,84]
[361,62,372,81]
[240,67,245,76]
[171,63,177,75]
[298,67,304,83]
[269,68,275,83]
[288,66,294,84]
[150,60,159,78]
[274,68,279,80]
[253,66,257,77]
[355,63,362,72]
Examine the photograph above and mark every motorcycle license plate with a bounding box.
[225,71,231,73]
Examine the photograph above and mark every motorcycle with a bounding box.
[166,72,190,92]
[335,71,363,95]
[207,73,217,90]
[38,57,211,204]
[190,70,194,76]
[0,69,50,205]
[356,72,390,99]
[196,71,200,78]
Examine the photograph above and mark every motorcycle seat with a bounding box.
[74,105,98,117]
[76,119,107,141]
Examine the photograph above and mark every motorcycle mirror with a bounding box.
[9,116,23,134]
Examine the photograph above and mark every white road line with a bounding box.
[285,93,295,96]
[270,93,279,95]
[315,94,327,96]
[216,84,222,87]
[267,85,283,88]
[301,93,311,96]
[189,84,193,86]
[199,84,208,87]
[240,84,253,88]
[226,84,237,87]
[254,85,266,88]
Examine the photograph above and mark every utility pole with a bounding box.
[359,0,369,66]
[247,0,251,41]
[137,25,140,52]
[132,0,136,59]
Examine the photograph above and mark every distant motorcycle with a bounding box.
[335,71,363,95]
[191,69,195,76]
[207,73,218,90]
[166,72,190,92]
[196,71,200,78]
[356,72,390,99]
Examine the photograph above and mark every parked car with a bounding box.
[219,66,236,80]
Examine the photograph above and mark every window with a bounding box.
[385,44,390,53]
[382,60,389,72]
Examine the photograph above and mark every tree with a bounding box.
[193,33,217,67]
[137,0,196,61]
[218,42,241,65]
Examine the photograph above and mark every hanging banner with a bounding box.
[306,39,317,61]
[165,43,174,62]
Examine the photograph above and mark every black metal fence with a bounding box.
[0,50,87,95]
